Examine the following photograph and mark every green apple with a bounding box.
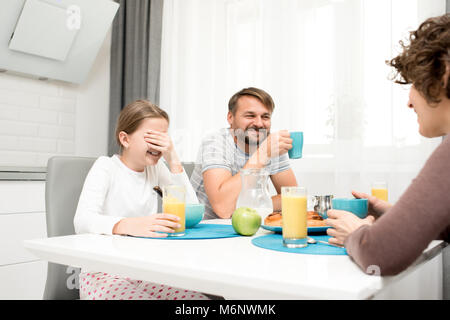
[232,207,261,236]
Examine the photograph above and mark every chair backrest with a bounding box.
[43,156,96,300]
[182,162,195,179]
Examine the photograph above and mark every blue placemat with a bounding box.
[135,223,240,240]
[252,234,347,255]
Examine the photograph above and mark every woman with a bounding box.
[325,13,450,276]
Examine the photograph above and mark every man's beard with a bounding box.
[235,127,269,146]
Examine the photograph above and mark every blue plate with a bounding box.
[134,223,240,240]
[261,224,330,234]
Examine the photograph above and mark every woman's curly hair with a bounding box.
[387,13,450,105]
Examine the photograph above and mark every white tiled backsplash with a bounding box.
[0,74,77,167]
[0,29,112,168]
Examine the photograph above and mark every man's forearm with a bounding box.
[271,194,281,212]
[212,172,242,218]
[206,149,271,218]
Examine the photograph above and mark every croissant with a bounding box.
[264,211,327,227]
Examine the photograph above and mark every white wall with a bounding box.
[0,27,112,300]
[0,29,112,167]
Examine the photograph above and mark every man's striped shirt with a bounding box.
[190,128,291,219]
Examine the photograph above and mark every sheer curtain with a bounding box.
[159,0,446,203]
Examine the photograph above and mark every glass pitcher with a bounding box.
[235,168,273,219]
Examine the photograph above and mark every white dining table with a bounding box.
[23,220,446,300]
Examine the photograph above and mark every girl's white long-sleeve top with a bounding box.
[74,155,199,235]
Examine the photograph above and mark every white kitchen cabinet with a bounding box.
[0,260,47,300]
[0,212,47,265]
[0,180,45,214]
[0,180,47,300]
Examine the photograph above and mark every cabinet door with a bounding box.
[0,181,45,214]
[0,260,47,299]
[0,212,47,265]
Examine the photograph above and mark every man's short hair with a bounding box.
[228,87,275,114]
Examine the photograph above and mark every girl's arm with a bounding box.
[73,157,125,235]
[145,130,199,204]
[157,160,199,204]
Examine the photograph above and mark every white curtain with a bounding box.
[160,0,446,203]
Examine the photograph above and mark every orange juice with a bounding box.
[371,188,388,202]
[163,200,185,234]
[282,196,307,239]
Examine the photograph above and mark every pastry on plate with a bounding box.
[264,212,282,227]
[264,211,327,227]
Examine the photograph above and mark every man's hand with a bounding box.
[262,130,293,158]
[248,130,292,167]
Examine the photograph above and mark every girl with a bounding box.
[74,99,209,300]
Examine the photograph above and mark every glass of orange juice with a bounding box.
[281,186,308,248]
[371,181,388,202]
[162,185,186,236]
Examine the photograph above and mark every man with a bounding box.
[190,87,298,219]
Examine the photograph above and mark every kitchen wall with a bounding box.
[0,28,111,299]
[0,29,112,167]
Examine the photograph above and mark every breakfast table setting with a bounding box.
[22,132,446,299]
[23,215,445,300]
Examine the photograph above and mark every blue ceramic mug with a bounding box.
[288,131,303,159]
[331,198,368,219]
[185,203,205,228]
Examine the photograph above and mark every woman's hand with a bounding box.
[325,210,375,246]
[112,214,181,237]
[144,130,183,173]
[351,190,392,219]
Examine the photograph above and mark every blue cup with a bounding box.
[185,203,205,228]
[288,132,303,159]
[331,198,368,219]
